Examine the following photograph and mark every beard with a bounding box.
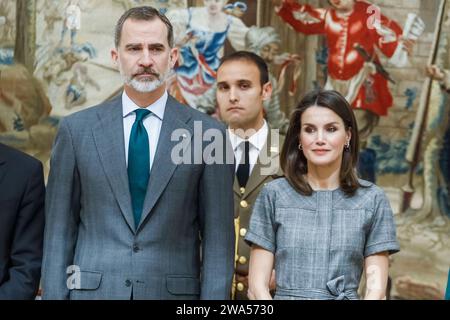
[120,66,173,93]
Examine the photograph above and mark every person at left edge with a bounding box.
[0,143,45,300]
[41,6,235,300]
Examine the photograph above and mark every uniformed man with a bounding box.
[216,51,285,300]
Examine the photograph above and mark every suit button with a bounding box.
[240,200,248,208]
[133,245,140,253]
[240,228,247,237]
[238,256,247,265]
[237,282,245,291]
[240,187,245,194]
[125,280,132,287]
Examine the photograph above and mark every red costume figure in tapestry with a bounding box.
[275,0,407,139]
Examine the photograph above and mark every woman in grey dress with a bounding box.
[245,90,399,300]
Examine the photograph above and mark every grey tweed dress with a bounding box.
[245,178,400,300]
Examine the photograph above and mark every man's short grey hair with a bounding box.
[114,6,174,48]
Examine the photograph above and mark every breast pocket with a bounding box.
[166,275,200,298]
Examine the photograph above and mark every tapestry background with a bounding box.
[0,0,448,299]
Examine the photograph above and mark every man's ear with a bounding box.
[111,48,118,66]
[262,81,273,101]
[169,47,179,68]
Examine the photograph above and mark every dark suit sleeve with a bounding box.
[41,118,81,299]
[198,127,235,299]
[0,161,45,300]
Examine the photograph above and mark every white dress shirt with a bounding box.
[228,120,269,175]
[122,90,167,170]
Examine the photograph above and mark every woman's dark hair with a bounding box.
[280,89,361,196]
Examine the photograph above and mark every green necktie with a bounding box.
[128,109,151,228]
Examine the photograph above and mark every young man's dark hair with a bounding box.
[219,51,269,87]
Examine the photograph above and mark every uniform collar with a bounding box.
[228,120,268,152]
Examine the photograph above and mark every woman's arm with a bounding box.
[248,245,275,300]
[364,251,389,300]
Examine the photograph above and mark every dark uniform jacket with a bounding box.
[232,132,284,300]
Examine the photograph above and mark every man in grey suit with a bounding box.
[42,6,235,300]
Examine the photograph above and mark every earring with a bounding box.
[298,143,303,150]
[345,141,350,151]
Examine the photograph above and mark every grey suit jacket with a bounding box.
[42,94,235,300]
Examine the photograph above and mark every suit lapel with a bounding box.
[138,96,192,229]
[92,94,136,233]
[233,177,241,197]
[243,162,266,198]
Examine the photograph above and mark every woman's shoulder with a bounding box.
[262,178,300,197]
[257,178,306,208]
[264,177,291,190]
[349,179,391,210]
[356,179,385,196]
[329,180,390,215]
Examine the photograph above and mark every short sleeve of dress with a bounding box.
[364,188,400,257]
[244,185,276,253]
